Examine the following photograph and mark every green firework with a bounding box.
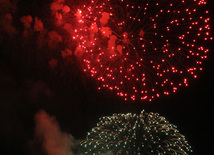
[81,110,192,154]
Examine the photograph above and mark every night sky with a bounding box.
[0,0,214,154]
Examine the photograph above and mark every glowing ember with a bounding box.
[73,0,212,101]
[81,110,193,154]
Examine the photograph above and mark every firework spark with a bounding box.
[81,110,193,154]
[72,0,212,101]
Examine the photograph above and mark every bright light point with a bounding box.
[101,27,112,37]
[81,110,192,154]
[72,0,211,101]
[76,9,82,18]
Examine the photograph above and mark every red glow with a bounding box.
[70,0,211,101]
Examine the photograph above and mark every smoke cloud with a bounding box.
[34,110,77,155]
[20,15,33,29]
[34,17,44,32]
[0,13,17,36]
[48,30,62,49]
[0,0,17,14]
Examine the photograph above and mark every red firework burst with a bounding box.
[73,0,212,101]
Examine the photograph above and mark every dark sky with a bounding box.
[0,0,214,154]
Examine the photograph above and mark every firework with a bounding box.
[81,110,192,154]
[73,0,212,101]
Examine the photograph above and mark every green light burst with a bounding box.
[81,110,192,154]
